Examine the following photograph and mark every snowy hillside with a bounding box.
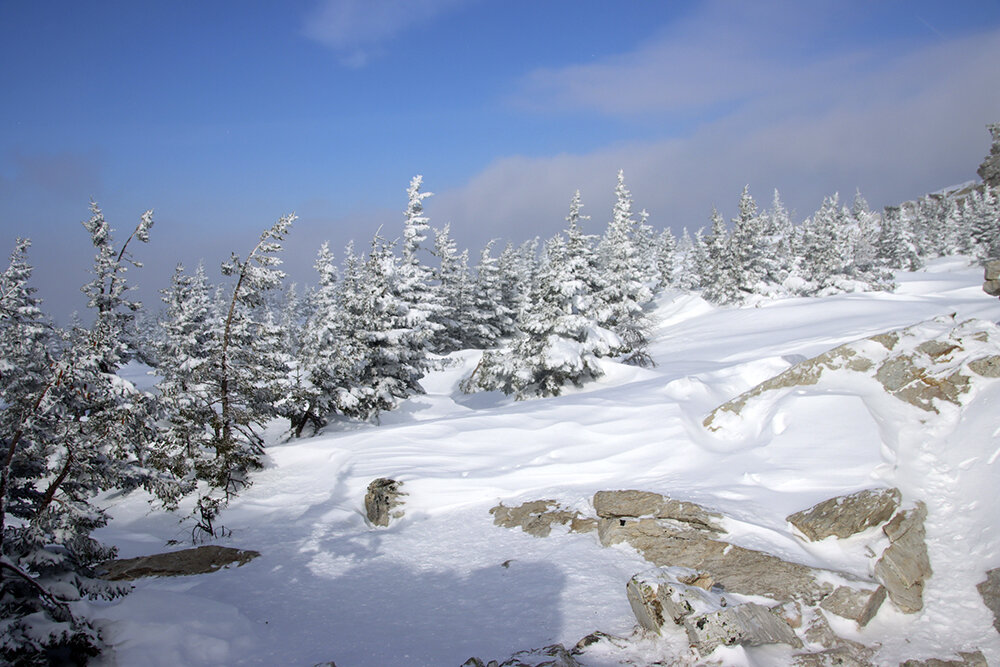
[92,257,1000,666]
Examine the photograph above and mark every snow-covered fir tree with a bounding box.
[726,185,771,299]
[282,244,356,436]
[396,175,440,348]
[467,240,514,349]
[342,234,427,420]
[595,170,654,365]
[162,214,295,537]
[877,205,921,271]
[464,231,620,399]
[429,223,474,352]
[701,208,739,303]
[1,207,180,663]
[153,262,217,482]
[657,227,677,288]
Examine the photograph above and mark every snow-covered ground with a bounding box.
[95,257,1000,666]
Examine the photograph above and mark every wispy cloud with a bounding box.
[431,5,1000,250]
[303,0,469,66]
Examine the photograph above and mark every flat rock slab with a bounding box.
[101,545,260,580]
[787,488,900,541]
[593,490,723,533]
[874,503,931,613]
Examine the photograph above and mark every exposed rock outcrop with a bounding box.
[100,545,260,580]
[978,122,1000,187]
[787,488,901,541]
[976,567,1000,634]
[365,477,405,527]
[704,317,1000,428]
[873,503,932,614]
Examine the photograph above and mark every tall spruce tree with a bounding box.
[596,170,653,365]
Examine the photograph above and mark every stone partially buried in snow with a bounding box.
[365,477,405,527]
[100,545,260,580]
[976,567,1000,634]
[593,490,724,533]
[787,488,901,541]
[873,503,932,613]
[490,499,592,537]
[703,316,1000,428]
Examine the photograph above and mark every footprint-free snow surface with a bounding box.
[95,257,1000,666]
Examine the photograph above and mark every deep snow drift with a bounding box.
[93,257,1000,666]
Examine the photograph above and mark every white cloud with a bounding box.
[303,0,469,65]
[430,9,1000,251]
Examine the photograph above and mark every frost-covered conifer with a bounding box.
[429,224,474,352]
[397,175,440,345]
[657,227,677,287]
[495,242,530,335]
[1,207,179,663]
[282,244,358,436]
[968,186,1000,261]
[154,263,217,481]
[800,194,850,291]
[701,208,738,303]
[877,205,921,271]
[847,193,894,291]
[467,240,513,349]
[465,233,619,399]
[727,185,770,298]
[595,171,653,364]
[347,234,427,419]
[168,215,295,536]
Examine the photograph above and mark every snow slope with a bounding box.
[95,257,1000,666]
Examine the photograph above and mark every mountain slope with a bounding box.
[94,256,1000,666]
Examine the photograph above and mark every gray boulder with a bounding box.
[874,503,932,613]
[984,260,1000,298]
[593,490,724,533]
[100,545,260,580]
[365,478,405,527]
[976,567,1000,633]
[819,585,886,627]
[787,488,901,541]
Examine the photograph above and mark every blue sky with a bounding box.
[2,0,999,319]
